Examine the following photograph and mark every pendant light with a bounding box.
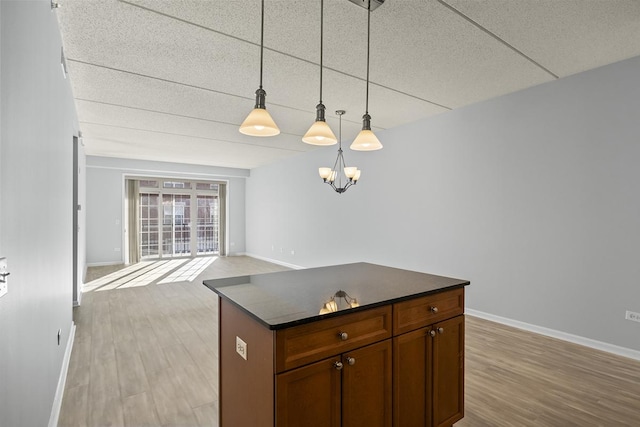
[350,0,383,151]
[318,110,361,194]
[239,0,280,137]
[302,0,337,146]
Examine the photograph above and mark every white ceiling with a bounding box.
[56,0,640,170]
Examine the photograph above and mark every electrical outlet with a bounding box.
[625,311,640,323]
[236,336,247,360]
[0,257,8,299]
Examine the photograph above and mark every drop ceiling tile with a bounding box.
[75,99,310,155]
[367,0,556,108]
[81,124,305,169]
[56,0,640,169]
[444,0,640,77]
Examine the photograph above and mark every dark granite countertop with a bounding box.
[203,262,469,330]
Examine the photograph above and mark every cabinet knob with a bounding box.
[346,357,356,366]
[437,327,444,334]
[429,330,436,337]
[338,332,349,341]
[334,361,344,371]
[430,306,438,314]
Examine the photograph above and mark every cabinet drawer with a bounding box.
[393,288,464,335]
[275,306,392,373]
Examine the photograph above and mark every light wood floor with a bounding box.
[59,256,289,427]
[59,257,640,426]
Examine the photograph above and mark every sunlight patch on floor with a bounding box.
[158,256,218,284]
[118,259,189,289]
[83,261,155,292]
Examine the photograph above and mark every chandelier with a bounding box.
[319,290,360,315]
[318,110,361,194]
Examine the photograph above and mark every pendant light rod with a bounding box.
[319,0,324,103]
[350,0,382,150]
[302,0,337,145]
[239,0,280,136]
[259,0,264,89]
[365,0,370,114]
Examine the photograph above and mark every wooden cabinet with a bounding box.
[275,305,392,372]
[276,339,392,427]
[393,313,465,427]
[217,284,465,427]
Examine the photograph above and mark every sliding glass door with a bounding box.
[135,179,223,259]
[196,195,219,255]
[162,193,191,257]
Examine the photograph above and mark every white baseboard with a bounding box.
[466,309,640,362]
[48,322,76,427]
[86,261,124,267]
[244,253,305,270]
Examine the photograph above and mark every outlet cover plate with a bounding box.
[0,257,8,298]
[625,311,640,323]
[236,336,247,360]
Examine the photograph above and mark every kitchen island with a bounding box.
[203,262,469,427]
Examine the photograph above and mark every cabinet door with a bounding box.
[276,357,342,427]
[393,328,432,427]
[432,315,465,427]
[342,340,392,427]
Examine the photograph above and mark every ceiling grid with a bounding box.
[56,0,640,169]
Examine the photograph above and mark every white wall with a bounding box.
[86,156,249,265]
[246,55,640,353]
[0,1,78,425]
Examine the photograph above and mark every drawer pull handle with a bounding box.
[429,330,436,337]
[430,306,439,314]
[437,327,444,334]
[334,361,344,371]
[338,332,349,341]
[346,357,356,366]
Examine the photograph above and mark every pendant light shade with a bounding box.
[302,0,337,146]
[350,0,383,151]
[240,89,280,136]
[303,116,337,145]
[239,0,280,137]
[351,113,382,151]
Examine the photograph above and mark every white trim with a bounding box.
[86,261,125,267]
[85,163,249,179]
[245,253,305,270]
[466,309,640,362]
[48,322,76,427]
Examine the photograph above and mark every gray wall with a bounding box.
[0,1,78,426]
[86,156,249,265]
[246,55,640,352]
